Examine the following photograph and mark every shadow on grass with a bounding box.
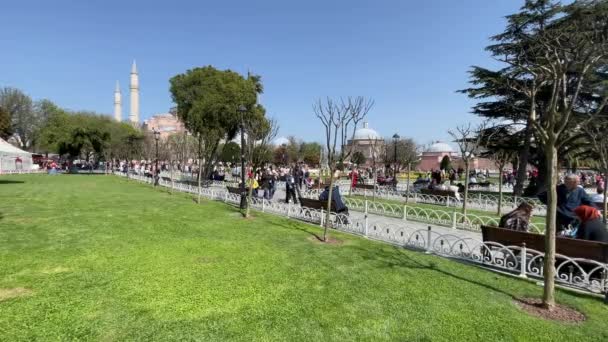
[0,180,24,184]
[358,245,521,299]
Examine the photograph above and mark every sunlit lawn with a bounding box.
[0,175,605,341]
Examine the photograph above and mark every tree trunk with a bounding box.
[514,120,533,196]
[498,165,504,217]
[406,162,411,204]
[197,158,203,204]
[373,166,377,202]
[603,173,607,224]
[323,170,335,242]
[196,135,203,204]
[462,162,470,217]
[245,167,255,218]
[169,160,174,194]
[542,143,558,309]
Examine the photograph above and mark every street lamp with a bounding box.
[153,129,161,186]
[238,105,247,209]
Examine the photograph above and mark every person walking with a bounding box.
[285,171,298,204]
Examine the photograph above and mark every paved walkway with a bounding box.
[227,185,483,242]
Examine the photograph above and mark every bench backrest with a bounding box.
[226,186,242,194]
[420,188,457,198]
[481,225,608,263]
[354,184,375,190]
[300,198,337,212]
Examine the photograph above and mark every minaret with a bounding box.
[113,81,122,122]
[129,60,139,124]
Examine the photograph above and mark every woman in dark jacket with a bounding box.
[573,205,608,243]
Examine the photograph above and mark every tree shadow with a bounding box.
[352,244,522,299]
[0,180,24,184]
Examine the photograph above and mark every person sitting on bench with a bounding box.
[499,202,534,232]
[538,174,592,232]
[573,205,608,243]
[319,185,348,215]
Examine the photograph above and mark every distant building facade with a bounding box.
[344,122,385,166]
[418,141,497,172]
[142,112,186,139]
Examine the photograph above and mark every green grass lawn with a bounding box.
[0,175,606,341]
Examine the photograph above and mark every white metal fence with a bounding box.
[115,172,607,298]
[0,169,46,175]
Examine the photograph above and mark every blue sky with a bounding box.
[1,0,522,144]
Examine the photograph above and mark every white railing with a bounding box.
[114,171,606,297]
[338,187,547,216]
[340,197,545,233]
[0,169,47,175]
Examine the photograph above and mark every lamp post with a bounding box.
[238,105,247,209]
[392,133,400,187]
[153,129,161,186]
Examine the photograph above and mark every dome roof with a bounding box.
[353,122,381,140]
[427,141,454,153]
[273,137,289,146]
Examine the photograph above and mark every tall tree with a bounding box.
[466,0,608,309]
[449,122,486,218]
[313,96,371,241]
[0,106,13,140]
[243,113,278,217]
[0,87,34,149]
[169,66,262,184]
[461,0,560,196]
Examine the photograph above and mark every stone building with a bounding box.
[142,112,186,139]
[344,122,385,165]
[418,141,497,172]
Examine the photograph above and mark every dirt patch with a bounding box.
[0,287,32,302]
[514,298,586,323]
[308,235,343,245]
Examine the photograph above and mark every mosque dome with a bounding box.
[273,137,289,146]
[426,141,454,153]
[353,122,381,140]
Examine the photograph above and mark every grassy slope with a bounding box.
[0,175,605,341]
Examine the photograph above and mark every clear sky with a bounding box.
[1,0,522,145]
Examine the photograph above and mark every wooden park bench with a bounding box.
[420,188,458,198]
[299,198,338,212]
[353,183,376,190]
[481,225,608,263]
[226,186,246,195]
[469,181,493,188]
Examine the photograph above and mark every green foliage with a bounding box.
[439,155,451,171]
[0,105,11,140]
[300,142,322,166]
[0,87,34,149]
[351,151,367,166]
[219,141,240,163]
[169,66,259,140]
[37,110,141,161]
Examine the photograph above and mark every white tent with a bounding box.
[0,138,33,173]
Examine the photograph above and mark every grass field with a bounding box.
[0,175,606,341]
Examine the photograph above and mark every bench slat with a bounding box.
[481,225,608,263]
